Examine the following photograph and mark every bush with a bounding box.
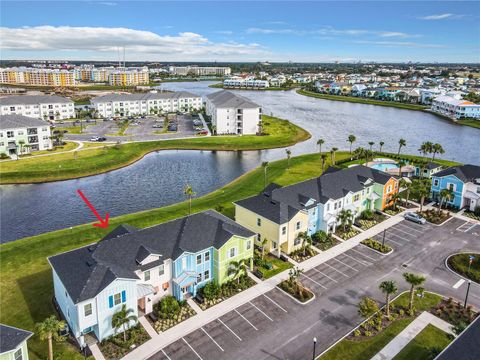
[0,153,9,159]
[201,281,221,301]
[154,295,180,320]
[364,330,373,337]
[353,329,361,337]
[360,209,375,220]
[360,238,392,254]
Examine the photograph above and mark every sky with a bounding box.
[0,1,479,63]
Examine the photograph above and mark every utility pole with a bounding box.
[464,280,471,308]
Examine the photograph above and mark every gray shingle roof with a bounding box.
[0,324,33,353]
[206,90,260,108]
[433,164,480,183]
[91,91,200,104]
[49,210,254,303]
[0,95,72,105]
[436,316,480,360]
[0,114,50,130]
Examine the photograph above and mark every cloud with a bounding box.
[419,13,463,20]
[215,30,233,35]
[98,2,117,6]
[378,31,421,39]
[246,27,296,34]
[0,26,268,60]
[353,40,445,48]
[263,21,287,25]
[246,26,420,38]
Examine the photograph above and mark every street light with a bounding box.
[382,229,387,247]
[312,337,317,360]
[464,280,472,308]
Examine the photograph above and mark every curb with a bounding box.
[359,242,393,256]
[444,253,480,286]
[276,284,316,305]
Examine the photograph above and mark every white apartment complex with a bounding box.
[0,95,75,120]
[431,95,480,120]
[169,66,231,76]
[206,90,261,135]
[0,114,52,156]
[223,77,270,88]
[91,91,202,117]
[0,67,76,86]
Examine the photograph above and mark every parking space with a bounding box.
[456,220,480,236]
[371,220,431,247]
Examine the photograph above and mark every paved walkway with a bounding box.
[89,343,106,360]
[120,211,407,360]
[138,316,158,339]
[371,311,455,360]
[186,297,203,314]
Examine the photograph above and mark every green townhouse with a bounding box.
[48,210,255,347]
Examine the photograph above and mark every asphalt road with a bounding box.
[148,218,480,360]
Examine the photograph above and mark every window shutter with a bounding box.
[108,295,113,308]
[121,290,126,303]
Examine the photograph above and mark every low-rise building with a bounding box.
[48,210,255,346]
[205,90,261,135]
[0,95,75,120]
[431,95,480,119]
[169,66,231,76]
[0,324,33,360]
[223,78,269,88]
[91,91,202,118]
[0,114,52,157]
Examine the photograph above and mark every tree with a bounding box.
[379,280,398,317]
[379,141,385,153]
[321,153,328,173]
[337,209,353,232]
[398,160,406,177]
[296,231,311,256]
[353,147,365,161]
[347,135,356,154]
[184,184,196,214]
[398,138,406,155]
[317,138,325,154]
[330,147,338,165]
[285,149,292,169]
[260,237,268,259]
[35,315,66,360]
[288,266,304,291]
[418,141,433,159]
[211,125,217,135]
[438,188,454,213]
[399,178,412,206]
[431,143,445,161]
[412,180,431,212]
[262,161,269,189]
[358,297,380,319]
[368,141,375,151]
[112,304,137,342]
[388,192,401,210]
[403,272,426,313]
[228,258,249,283]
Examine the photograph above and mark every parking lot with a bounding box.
[456,220,480,236]
[371,219,433,248]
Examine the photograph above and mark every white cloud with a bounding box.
[0,26,268,60]
[378,31,421,39]
[419,13,463,20]
[215,30,233,35]
[246,27,296,34]
[98,2,117,6]
[353,40,445,48]
[246,26,420,38]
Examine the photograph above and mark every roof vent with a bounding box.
[86,260,94,267]
[270,201,276,205]
[263,192,270,197]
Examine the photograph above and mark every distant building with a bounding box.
[0,324,33,360]
[0,95,75,120]
[0,114,52,157]
[431,95,480,119]
[108,67,150,86]
[91,91,202,117]
[223,78,269,88]
[0,67,76,87]
[169,66,231,76]
[205,90,261,135]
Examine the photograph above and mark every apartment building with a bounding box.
[431,95,480,119]
[48,210,255,346]
[0,67,76,86]
[205,90,261,135]
[108,67,150,86]
[0,114,52,156]
[223,77,270,88]
[91,91,202,117]
[0,95,75,120]
[169,66,231,76]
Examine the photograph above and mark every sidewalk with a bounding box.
[120,212,407,360]
[371,311,454,360]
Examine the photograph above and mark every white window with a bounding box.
[282,226,286,235]
[204,251,210,261]
[144,270,150,281]
[14,348,22,360]
[84,303,92,317]
[114,292,122,306]
[204,270,210,280]
[447,183,456,192]
[246,240,251,250]
[196,254,202,265]
[228,247,238,258]
[296,221,301,230]
[386,186,392,193]
[197,273,202,283]
[181,257,187,269]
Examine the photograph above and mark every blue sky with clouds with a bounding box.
[1,1,479,62]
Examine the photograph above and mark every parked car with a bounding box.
[404,212,426,224]
[168,125,177,132]
[97,137,107,142]
[197,130,208,135]
[131,122,140,126]
[90,136,100,142]
[152,124,163,128]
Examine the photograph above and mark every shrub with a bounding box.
[358,297,380,319]
[360,209,375,220]
[201,281,221,301]
[353,329,361,337]
[364,330,373,337]
[360,238,392,254]
[398,309,405,316]
[0,153,9,159]
[154,295,180,320]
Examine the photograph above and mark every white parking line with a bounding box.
[182,338,203,360]
[349,248,377,262]
[263,294,288,313]
[397,223,424,234]
[302,273,328,289]
[341,252,372,266]
[465,223,477,233]
[323,262,350,278]
[311,267,338,283]
[234,309,258,330]
[201,327,224,352]
[453,279,465,289]
[217,318,242,341]
[331,257,359,272]
[377,236,402,246]
[392,227,418,238]
[456,222,470,231]
[161,349,172,360]
[249,302,274,322]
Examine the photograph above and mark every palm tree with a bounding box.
[320,153,328,173]
[388,192,401,210]
[35,315,66,360]
[414,182,431,212]
[228,258,249,283]
[431,143,445,161]
[347,135,356,154]
[184,184,196,214]
[285,149,292,169]
[398,160,406,177]
[317,138,325,154]
[399,178,412,206]
[379,141,385,153]
[438,188,454,213]
[418,141,433,159]
[288,266,304,290]
[403,272,426,312]
[112,304,137,342]
[398,138,406,155]
[368,141,375,151]
[379,280,398,317]
[260,237,268,259]
[353,147,365,161]
[296,231,311,256]
[262,161,269,189]
[330,147,338,165]
[337,209,353,232]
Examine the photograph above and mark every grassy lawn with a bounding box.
[257,254,293,279]
[392,324,452,360]
[55,126,86,134]
[0,151,349,360]
[447,253,480,283]
[15,141,79,158]
[297,89,429,111]
[372,152,461,167]
[456,118,480,129]
[319,292,443,360]
[0,115,310,184]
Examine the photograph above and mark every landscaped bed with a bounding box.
[98,324,150,360]
[463,209,480,221]
[431,296,477,327]
[289,247,318,262]
[335,228,361,240]
[150,296,196,332]
[312,231,341,251]
[384,206,404,216]
[446,253,480,283]
[355,210,387,231]
[253,253,293,279]
[360,238,392,254]
[418,209,451,225]
[277,268,314,303]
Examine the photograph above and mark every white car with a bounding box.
[90,137,100,142]
[404,212,427,224]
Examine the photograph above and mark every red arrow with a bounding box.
[77,189,110,229]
